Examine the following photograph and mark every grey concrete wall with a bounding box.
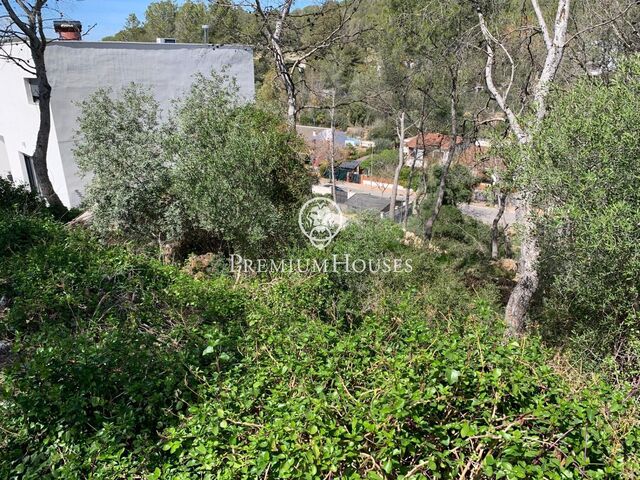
[47,42,255,207]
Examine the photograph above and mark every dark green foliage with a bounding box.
[0,213,60,257]
[161,297,639,479]
[1,211,638,478]
[519,57,640,380]
[0,177,80,222]
[170,74,313,257]
[0,214,244,478]
[359,149,397,176]
[426,164,476,207]
[0,178,46,215]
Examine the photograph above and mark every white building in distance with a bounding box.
[0,39,255,208]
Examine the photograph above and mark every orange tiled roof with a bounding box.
[405,133,464,150]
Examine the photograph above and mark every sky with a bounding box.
[51,0,317,41]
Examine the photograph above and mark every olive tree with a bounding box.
[518,58,640,375]
[75,75,311,258]
[169,74,312,256]
[74,85,182,246]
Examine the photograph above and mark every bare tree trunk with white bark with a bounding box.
[476,0,571,336]
[389,111,405,222]
[424,77,458,241]
[329,89,337,203]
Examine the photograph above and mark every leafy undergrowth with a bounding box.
[0,212,639,479]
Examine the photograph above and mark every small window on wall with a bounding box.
[25,78,40,103]
[22,154,41,194]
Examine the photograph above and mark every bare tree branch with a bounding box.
[531,0,552,50]
[246,0,363,129]
[534,0,571,121]
[476,9,528,143]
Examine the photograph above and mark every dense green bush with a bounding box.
[424,163,476,207]
[161,298,639,479]
[1,211,638,479]
[290,214,446,329]
[0,214,245,478]
[74,85,181,246]
[0,178,47,215]
[516,57,640,380]
[75,75,312,258]
[170,74,312,257]
[0,180,81,254]
[360,148,398,176]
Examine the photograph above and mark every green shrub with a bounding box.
[0,217,245,478]
[360,149,398,177]
[170,74,312,258]
[74,75,312,258]
[158,306,640,479]
[74,84,181,245]
[423,163,476,207]
[1,213,638,479]
[0,177,47,215]
[517,56,640,380]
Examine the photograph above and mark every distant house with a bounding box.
[296,125,370,167]
[403,135,499,176]
[403,133,464,168]
[0,24,255,208]
[456,140,503,178]
[334,159,363,182]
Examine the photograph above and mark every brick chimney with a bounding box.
[53,20,82,41]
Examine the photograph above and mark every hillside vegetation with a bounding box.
[1,185,639,479]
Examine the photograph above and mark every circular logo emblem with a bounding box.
[299,198,346,250]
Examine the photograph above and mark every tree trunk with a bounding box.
[477,0,571,337]
[415,158,429,211]
[424,82,457,241]
[329,90,337,203]
[504,227,513,258]
[389,111,405,221]
[404,100,426,229]
[491,192,507,259]
[269,34,297,130]
[286,91,297,131]
[403,150,418,230]
[424,143,456,241]
[504,205,539,336]
[32,50,64,211]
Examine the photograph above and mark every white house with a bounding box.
[0,39,255,208]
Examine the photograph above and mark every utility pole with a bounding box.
[202,25,209,44]
[329,88,337,203]
[370,142,374,178]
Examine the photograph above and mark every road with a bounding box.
[319,178,415,200]
[458,202,518,227]
[321,179,517,227]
